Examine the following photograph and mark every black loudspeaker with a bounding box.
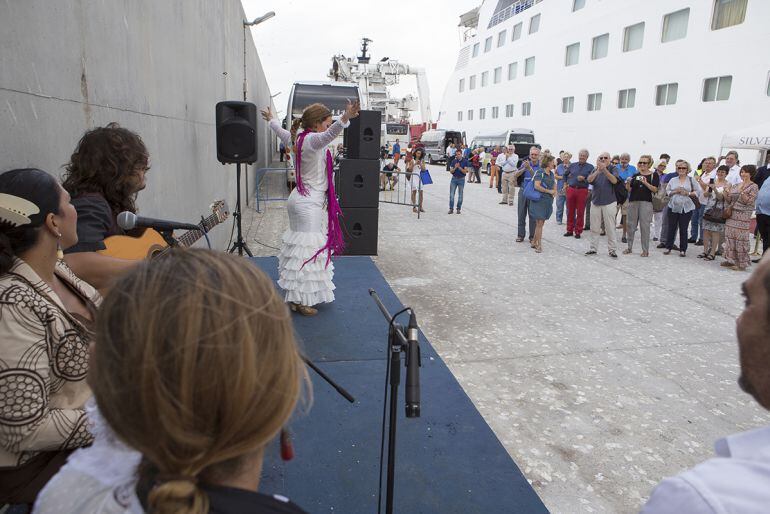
[345,110,381,160]
[341,207,378,256]
[215,101,257,164]
[336,159,380,208]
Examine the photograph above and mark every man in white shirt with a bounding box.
[445,142,456,171]
[497,146,520,206]
[720,150,743,186]
[641,255,770,513]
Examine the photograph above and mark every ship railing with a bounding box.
[487,0,542,29]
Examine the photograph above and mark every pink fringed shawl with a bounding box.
[295,130,345,267]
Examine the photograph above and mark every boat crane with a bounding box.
[329,38,432,125]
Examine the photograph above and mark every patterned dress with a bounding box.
[724,182,758,268]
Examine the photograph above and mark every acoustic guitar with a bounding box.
[98,200,230,260]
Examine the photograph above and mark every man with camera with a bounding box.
[513,146,541,243]
[585,152,620,258]
[448,148,469,214]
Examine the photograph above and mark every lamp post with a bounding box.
[242,11,275,206]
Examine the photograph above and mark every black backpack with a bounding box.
[612,168,628,205]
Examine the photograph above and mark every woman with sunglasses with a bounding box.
[623,155,659,256]
[663,160,702,257]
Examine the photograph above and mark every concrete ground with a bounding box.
[242,163,769,514]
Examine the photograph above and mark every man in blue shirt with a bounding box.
[448,149,469,214]
[563,149,594,239]
[392,139,401,166]
[615,152,637,244]
[754,176,770,261]
[554,151,571,224]
[585,152,620,258]
[514,146,541,242]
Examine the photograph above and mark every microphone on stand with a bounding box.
[404,310,421,418]
[117,211,200,232]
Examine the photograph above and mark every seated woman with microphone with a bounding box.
[35,250,310,514]
[0,168,100,505]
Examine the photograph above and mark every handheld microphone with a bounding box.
[117,211,200,232]
[404,310,421,418]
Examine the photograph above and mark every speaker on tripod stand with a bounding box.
[215,100,257,256]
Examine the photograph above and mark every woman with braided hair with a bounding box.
[261,100,360,316]
[35,250,310,514]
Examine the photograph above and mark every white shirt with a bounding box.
[496,152,519,172]
[641,425,770,514]
[446,145,455,156]
[269,118,349,193]
[725,164,742,186]
[691,169,716,203]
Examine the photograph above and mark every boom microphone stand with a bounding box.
[368,289,422,514]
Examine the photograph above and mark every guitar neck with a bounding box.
[176,213,219,248]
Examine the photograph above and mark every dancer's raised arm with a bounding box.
[262,107,292,147]
[306,100,360,151]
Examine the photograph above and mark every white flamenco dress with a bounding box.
[269,118,349,306]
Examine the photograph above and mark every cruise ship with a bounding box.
[439,0,770,163]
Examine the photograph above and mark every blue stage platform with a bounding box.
[253,256,548,514]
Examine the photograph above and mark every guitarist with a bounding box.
[62,123,147,291]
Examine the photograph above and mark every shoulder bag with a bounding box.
[523,170,542,201]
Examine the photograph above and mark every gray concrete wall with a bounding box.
[0,0,276,249]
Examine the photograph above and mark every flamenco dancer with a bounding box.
[262,100,360,316]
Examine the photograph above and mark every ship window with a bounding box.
[711,0,747,30]
[524,56,535,76]
[703,75,732,102]
[591,33,609,60]
[467,109,474,121]
[565,43,580,66]
[655,83,678,105]
[497,30,507,47]
[512,22,523,41]
[618,88,636,108]
[573,0,586,12]
[508,62,518,80]
[767,72,770,97]
[529,14,541,35]
[469,75,476,90]
[459,78,465,93]
[479,108,486,120]
[494,67,502,84]
[492,106,500,119]
[472,43,480,58]
[506,104,515,117]
[587,93,602,111]
[484,36,493,52]
[481,71,489,87]
[562,96,575,113]
[662,8,689,43]
[458,111,463,122]
[623,22,645,52]
[522,102,532,116]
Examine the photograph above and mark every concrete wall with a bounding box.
[0,0,276,249]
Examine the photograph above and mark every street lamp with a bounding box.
[244,11,275,27]
[243,11,276,101]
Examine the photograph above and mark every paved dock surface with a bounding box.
[243,163,769,513]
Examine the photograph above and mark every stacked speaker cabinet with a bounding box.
[339,110,381,255]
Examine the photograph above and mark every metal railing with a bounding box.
[487,0,542,29]
[379,168,424,219]
[253,167,292,212]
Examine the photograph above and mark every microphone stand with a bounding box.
[158,229,178,248]
[302,355,355,403]
[368,289,422,514]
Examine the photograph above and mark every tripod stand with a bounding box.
[228,162,253,256]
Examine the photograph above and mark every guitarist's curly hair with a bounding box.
[62,122,149,214]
